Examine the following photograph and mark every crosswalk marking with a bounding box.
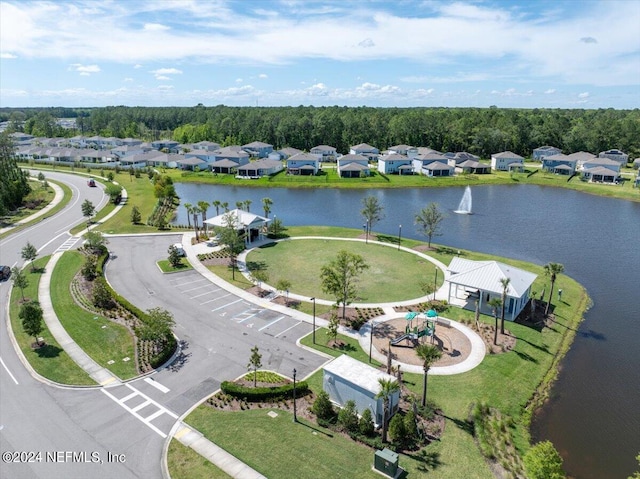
[54,237,80,254]
[144,377,170,393]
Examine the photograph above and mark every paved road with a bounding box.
[1,171,328,478]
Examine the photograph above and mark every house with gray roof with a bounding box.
[349,143,379,161]
[566,151,596,167]
[580,157,622,183]
[338,154,370,177]
[242,141,273,158]
[598,149,629,166]
[236,159,284,179]
[176,156,206,171]
[287,153,320,175]
[541,154,577,175]
[387,144,418,158]
[310,145,338,162]
[456,159,490,174]
[275,147,303,160]
[532,145,562,161]
[413,152,450,175]
[446,258,537,321]
[378,153,414,174]
[491,151,525,171]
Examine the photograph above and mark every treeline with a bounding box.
[0,132,31,216]
[3,106,639,159]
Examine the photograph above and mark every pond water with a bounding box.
[174,182,640,479]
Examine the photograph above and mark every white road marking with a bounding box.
[259,316,285,332]
[211,298,243,312]
[274,321,304,338]
[189,290,219,299]
[181,283,212,293]
[131,399,152,413]
[170,278,207,286]
[0,357,19,385]
[144,409,166,422]
[201,293,231,305]
[144,377,170,393]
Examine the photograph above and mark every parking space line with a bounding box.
[170,278,207,286]
[181,284,212,293]
[274,321,304,338]
[258,316,285,332]
[201,293,232,305]
[189,289,219,299]
[211,299,244,312]
[237,311,262,323]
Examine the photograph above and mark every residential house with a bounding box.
[633,158,640,170]
[9,132,34,143]
[111,144,145,158]
[176,156,207,171]
[456,159,490,174]
[580,157,622,183]
[387,144,418,158]
[446,151,480,166]
[120,154,150,169]
[310,145,338,162]
[446,257,537,321]
[566,151,596,168]
[184,150,218,165]
[598,149,629,166]
[79,149,118,164]
[491,151,525,171]
[422,161,454,177]
[210,147,250,172]
[242,141,273,158]
[412,152,449,175]
[287,153,320,175]
[532,146,562,161]
[68,135,88,148]
[274,147,303,160]
[236,159,284,178]
[541,154,578,175]
[191,141,221,152]
[151,139,179,151]
[121,138,143,147]
[323,354,400,428]
[349,143,379,161]
[416,147,442,156]
[377,153,414,174]
[337,154,370,178]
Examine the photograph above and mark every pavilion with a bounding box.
[204,209,270,245]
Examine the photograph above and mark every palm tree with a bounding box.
[212,200,222,216]
[262,197,273,218]
[222,201,229,212]
[488,298,502,346]
[198,201,209,234]
[499,277,511,334]
[415,344,442,407]
[236,201,243,210]
[192,205,200,241]
[376,378,400,443]
[243,199,252,212]
[184,203,192,228]
[543,263,564,317]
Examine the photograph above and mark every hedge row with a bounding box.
[220,380,310,402]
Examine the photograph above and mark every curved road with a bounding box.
[0,171,327,478]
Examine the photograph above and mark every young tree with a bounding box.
[327,312,339,345]
[320,250,369,320]
[81,255,98,281]
[361,195,384,243]
[543,262,564,317]
[276,278,292,305]
[268,216,283,238]
[251,269,269,289]
[11,266,28,300]
[21,242,38,272]
[92,278,113,309]
[168,244,183,268]
[216,212,245,280]
[499,277,511,334]
[83,230,108,254]
[312,390,335,423]
[359,408,375,436]
[488,298,502,346]
[337,400,359,433]
[137,307,175,342]
[414,202,445,248]
[247,345,262,387]
[415,344,442,407]
[105,183,123,204]
[81,199,96,224]
[262,197,273,218]
[523,441,565,479]
[192,205,201,240]
[389,413,407,447]
[130,205,142,224]
[184,202,192,228]
[404,409,419,445]
[19,301,43,345]
[376,378,400,443]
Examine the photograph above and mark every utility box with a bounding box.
[374,448,399,478]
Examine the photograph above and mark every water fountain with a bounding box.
[454,186,472,214]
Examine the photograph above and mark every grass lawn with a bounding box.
[206,264,254,289]
[50,251,138,379]
[246,239,441,302]
[8,257,95,385]
[157,259,193,273]
[167,440,231,479]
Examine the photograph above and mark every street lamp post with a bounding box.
[310,297,316,344]
[398,224,402,250]
[363,223,367,243]
[292,368,297,423]
[369,321,375,363]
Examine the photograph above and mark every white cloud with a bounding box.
[1,52,17,59]
[157,85,174,90]
[144,23,170,31]
[151,68,182,75]
[235,78,243,83]
[134,64,143,69]
[545,88,556,94]
[578,92,589,98]
[358,38,375,48]
[580,36,597,44]
[155,75,171,81]
[124,77,133,82]
[69,64,101,75]
[258,73,268,79]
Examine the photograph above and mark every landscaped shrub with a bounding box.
[312,390,336,423]
[389,413,408,447]
[220,380,309,402]
[337,400,359,433]
[523,441,565,479]
[359,408,375,436]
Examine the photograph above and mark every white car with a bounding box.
[172,243,185,256]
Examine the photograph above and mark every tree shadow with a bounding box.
[375,234,400,246]
[245,260,268,271]
[167,340,191,372]
[335,343,356,352]
[35,344,63,358]
[442,414,474,436]
[296,419,334,438]
[513,336,551,355]
[513,350,538,363]
[413,449,443,473]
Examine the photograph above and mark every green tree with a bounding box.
[215,212,245,280]
[361,195,384,243]
[404,409,418,444]
[83,230,108,254]
[11,266,28,301]
[81,199,95,224]
[19,301,43,344]
[523,441,566,479]
[251,269,269,288]
[243,199,252,212]
[137,307,175,342]
[268,216,283,238]
[311,390,335,423]
[105,183,123,204]
[389,412,407,447]
[359,408,375,436]
[168,244,183,268]
[92,277,113,309]
[184,202,193,228]
[130,205,142,224]
[276,278,292,305]
[262,197,273,218]
[198,200,210,234]
[337,400,359,433]
[320,250,369,320]
[488,298,502,346]
[628,453,640,479]
[415,344,442,407]
[376,378,400,443]
[327,312,339,345]
[544,262,565,317]
[414,202,445,248]
[81,255,98,281]
[247,345,262,387]
[0,132,31,216]
[212,199,222,216]
[21,242,38,272]
[499,276,511,335]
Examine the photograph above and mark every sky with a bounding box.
[1,0,639,109]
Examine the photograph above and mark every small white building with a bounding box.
[322,354,399,427]
[204,209,270,244]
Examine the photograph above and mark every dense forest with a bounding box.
[2,106,639,159]
[0,132,31,216]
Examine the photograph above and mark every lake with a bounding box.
[174,182,640,479]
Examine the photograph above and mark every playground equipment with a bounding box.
[391,311,437,346]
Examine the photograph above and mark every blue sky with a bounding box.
[1,0,639,108]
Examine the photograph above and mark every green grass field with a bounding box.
[246,239,440,302]
[167,440,231,479]
[8,257,95,385]
[157,259,193,273]
[50,251,138,379]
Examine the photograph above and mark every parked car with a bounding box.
[87,178,96,187]
[0,265,11,281]
[171,243,185,256]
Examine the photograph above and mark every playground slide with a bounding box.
[390,334,412,345]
